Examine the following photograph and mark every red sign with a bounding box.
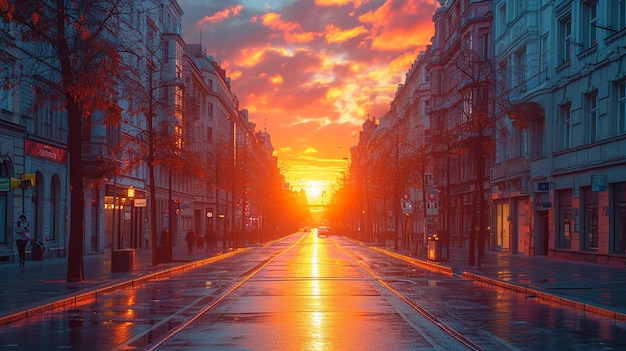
[25,140,68,164]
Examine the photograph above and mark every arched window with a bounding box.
[31,172,44,242]
[50,174,60,241]
[0,159,13,245]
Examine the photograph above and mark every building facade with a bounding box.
[0,0,282,265]
[353,0,626,265]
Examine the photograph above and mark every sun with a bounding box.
[307,184,323,198]
[304,179,327,205]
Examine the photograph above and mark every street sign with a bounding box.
[401,192,410,201]
[0,177,9,192]
[134,198,147,207]
[401,200,413,214]
[426,201,438,216]
[591,175,607,192]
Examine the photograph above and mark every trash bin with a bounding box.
[31,241,45,260]
[111,249,135,272]
[428,235,442,261]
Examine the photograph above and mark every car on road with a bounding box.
[317,226,330,238]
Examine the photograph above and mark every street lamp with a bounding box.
[128,186,135,248]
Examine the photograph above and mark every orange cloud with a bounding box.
[325,23,368,43]
[315,0,369,7]
[179,0,439,204]
[359,0,437,51]
[198,4,243,24]
[259,12,322,43]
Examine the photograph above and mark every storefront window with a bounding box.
[557,190,572,249]
[495,201,510,250]
[559,206,573,249]
[0,160,9,245]
[583,187,599,251]
[614,182,626,254]
[615,203,626,254]
[584,205,598,250]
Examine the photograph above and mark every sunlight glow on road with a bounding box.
[308,233,327,351]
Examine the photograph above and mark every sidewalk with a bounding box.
[0,242,236,325]
[2,238,626,326]
[373,245,626,321]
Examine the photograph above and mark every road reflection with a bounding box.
[307,234,328,351]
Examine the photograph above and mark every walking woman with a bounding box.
[15,214,31,267]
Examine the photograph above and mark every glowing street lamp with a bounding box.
[128,186,135,248]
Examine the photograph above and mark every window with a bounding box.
[614,183,626,254]
[585,205,599,249]
[586,92,598,142]
[497,127,509,162]
[0,160,9,244]
[0,64,12,111]
[610,0,626,31]
[497,4,507,37]
[207,127,213,143]
[618,82,626,135]
[560,103,571,150]
[478,32,490,61]
[49,175,60,241]
[615,203,626,254]
[208,102,214,118]
[583,187,599,251]
[529,113,545,159]
[540,34,550,83]
[558,14,572,63]
[424,100,430,115]
[583,0,598,48]
[462,91,473,124]
[558,190,573,249]
[559,207,573,249]
[511,0,524,20]
[517,128,528,159]
[513,47,527,93]
[163,40,169,63]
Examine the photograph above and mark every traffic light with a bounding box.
[20,173,35,189]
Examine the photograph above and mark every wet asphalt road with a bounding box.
[2,232,626,350]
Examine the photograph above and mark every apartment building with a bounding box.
[0,1,280,265]
[351,0,626,265]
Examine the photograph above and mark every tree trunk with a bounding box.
[66,97,85,282]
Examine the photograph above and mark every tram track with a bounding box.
[137,233,512,351]
[334,238,488,351]
[136,234,308,351]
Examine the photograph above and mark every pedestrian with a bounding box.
[185,229,196,255]
[206,229,215,253]
[14,214,31,267]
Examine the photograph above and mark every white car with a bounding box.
[317,226,330,238]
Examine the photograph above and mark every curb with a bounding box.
[0,248,248,326]
[463,271,626,322]
[372,246,626,322]
[370,246,454,276]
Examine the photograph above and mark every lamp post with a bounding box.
[127,186,135,248]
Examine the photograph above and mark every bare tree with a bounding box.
[1,0,130,281]
[119,28,191,265]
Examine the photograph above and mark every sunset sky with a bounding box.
[178,0,439,204]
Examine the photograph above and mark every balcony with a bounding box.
[491,156,528,182]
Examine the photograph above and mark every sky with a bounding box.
[177,0,439,205]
